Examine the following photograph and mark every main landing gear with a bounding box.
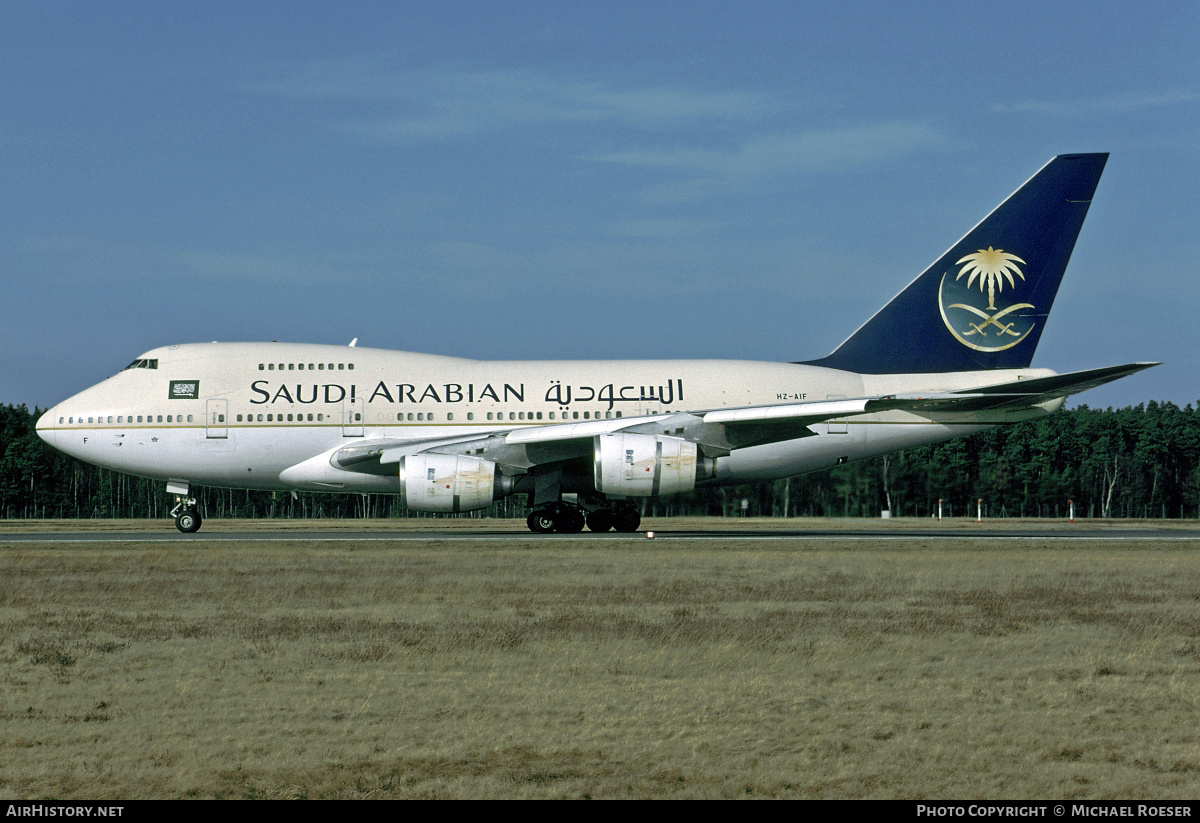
[525,503,641,534]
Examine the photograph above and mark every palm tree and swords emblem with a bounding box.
[938,246,1036,352]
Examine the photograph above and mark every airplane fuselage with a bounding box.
[37,342,1058,494]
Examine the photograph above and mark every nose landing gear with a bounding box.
[169,486,202,533]
[173,507,202,533]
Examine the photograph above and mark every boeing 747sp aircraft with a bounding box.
[36,153,1155,533]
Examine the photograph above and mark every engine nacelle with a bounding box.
[593,433,712,497]
[398,454,512,513]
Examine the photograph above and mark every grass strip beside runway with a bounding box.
[2,534,1199,798]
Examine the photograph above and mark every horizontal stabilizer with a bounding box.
[875,362,1160,412]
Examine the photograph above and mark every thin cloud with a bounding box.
[171,250,352,284]
[251,60,776,139]
[14,234,366,286]
[588,121,948,180]
[606,217,720,239]
[994,88,1199,116]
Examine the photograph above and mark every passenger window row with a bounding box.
[237,413,326,422]
[389,410,625,422]
[483,410,623,421]
[60,414,192,424]
[258,363,354,371]
[58,408,635,426]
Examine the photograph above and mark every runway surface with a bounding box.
[3,525,1199,543]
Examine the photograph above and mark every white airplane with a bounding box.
[36,153,1155,533]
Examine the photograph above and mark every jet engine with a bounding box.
[592,433,714,497]
[398,454,514,513]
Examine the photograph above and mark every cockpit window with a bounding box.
[123,358,159,370]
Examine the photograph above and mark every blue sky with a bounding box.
[3,1,1197,410]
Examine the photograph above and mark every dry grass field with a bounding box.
[2,518,1200,798]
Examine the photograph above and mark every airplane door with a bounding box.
[342,399,364,437]
[206,399,228,439]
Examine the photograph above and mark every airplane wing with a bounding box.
[372,396,873,470]
[329,362,1158,476]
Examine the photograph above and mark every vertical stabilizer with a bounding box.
[802,153,1108,373]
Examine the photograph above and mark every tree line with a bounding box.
[3,400,1200,521]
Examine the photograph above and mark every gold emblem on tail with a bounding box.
[939,246,1036,352]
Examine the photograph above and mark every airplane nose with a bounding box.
[35,409,56,448]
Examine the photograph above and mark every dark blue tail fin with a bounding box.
[802,153,1108,373]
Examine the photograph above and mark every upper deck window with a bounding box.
[260,361,353,372]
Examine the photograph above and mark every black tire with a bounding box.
[586,509,615,533]
[556,507,586,533]
[613,509,641,533]
[527,510,555,533]
[175,509,202,533]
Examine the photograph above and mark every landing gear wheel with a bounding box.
[586,509,614,533]
[527,504,587,533]
[555,507,586,533]
[175,509,202,533]
[527,510,556,533]
[613,508,641,533]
